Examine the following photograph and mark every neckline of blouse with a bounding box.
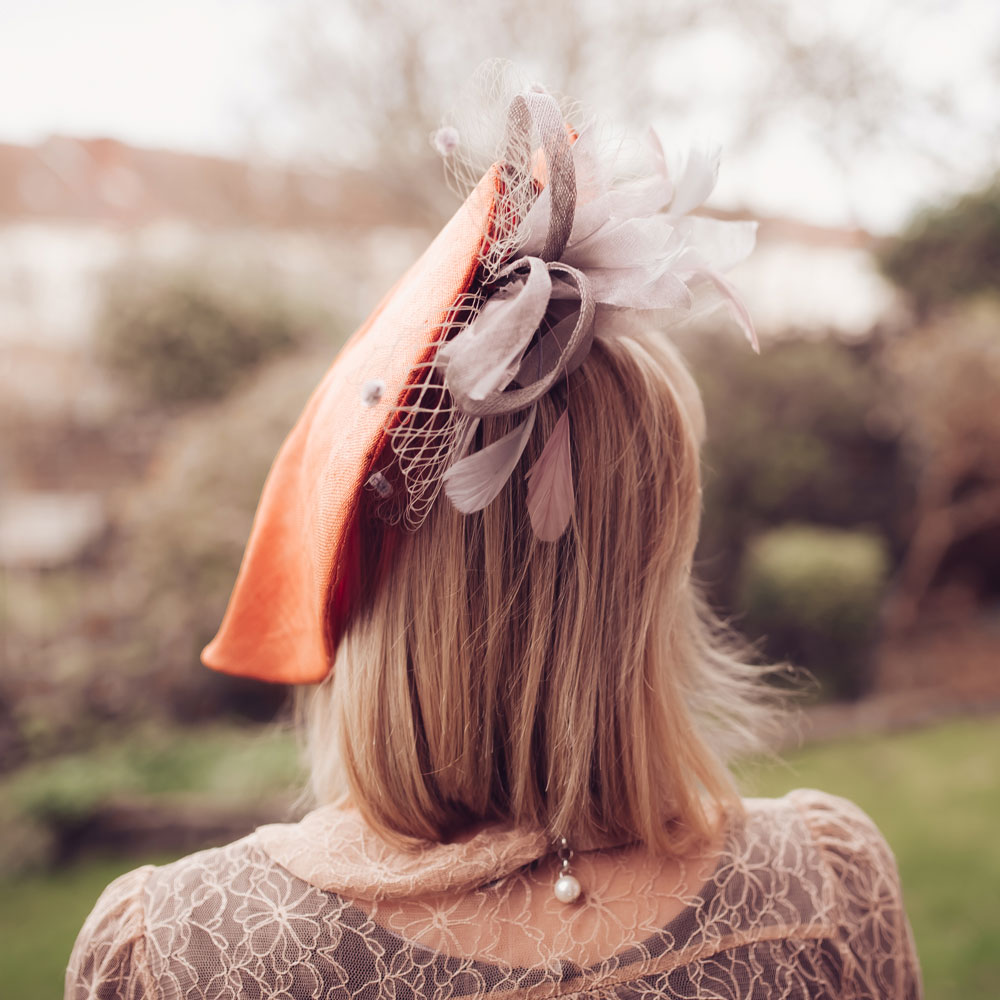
[254,801,743,902]
[256,805,554,900]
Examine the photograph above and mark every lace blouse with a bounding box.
[65,788,921,999]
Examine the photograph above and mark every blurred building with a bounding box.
[0,134,898,571]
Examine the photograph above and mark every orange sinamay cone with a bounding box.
[201,169,499,684]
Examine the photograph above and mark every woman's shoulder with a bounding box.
[740,787,899,875]
[65,833,269,998]
[735,789,919,986]
[743,786,886,834]
[780,789,919,994]
[66,826,394,999]
[66,863,156,998]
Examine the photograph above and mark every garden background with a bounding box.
[1,2,998,998]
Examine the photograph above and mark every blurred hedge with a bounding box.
[740,525,889,699]
[683,331,910,610]
[0,725,301,874]
[96,263,320,405]
[115,349,335,722]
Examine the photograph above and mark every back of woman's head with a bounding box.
[305,324,776,855]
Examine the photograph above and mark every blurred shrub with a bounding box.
[0,751,138,873]
[878,176,1000,316]
[0,725,301,874]
[96,263,318,405]
[10,754,140,828]
[114,349,332,720]
[683,331,909,609]
[740,525,890,700]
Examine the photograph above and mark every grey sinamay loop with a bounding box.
[501,92,576,263]
[448,93,589,423]
[523,91,576,262]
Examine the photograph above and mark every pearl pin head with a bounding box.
[553,837,582,904]
[360,378,386,407]
[554,873,582,903]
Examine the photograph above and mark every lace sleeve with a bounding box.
[65,865,154,1000]
[791,789,923,1000]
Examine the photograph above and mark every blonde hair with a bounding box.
[304,327,779,855]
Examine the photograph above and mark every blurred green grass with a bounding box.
[0,853,175,998]
[1,715,997,999]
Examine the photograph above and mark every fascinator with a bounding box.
[202,71,758,684]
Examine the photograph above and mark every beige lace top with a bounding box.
[65,789,921,999]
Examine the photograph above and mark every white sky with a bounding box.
[0,0,281,153]
[0,0,997,233]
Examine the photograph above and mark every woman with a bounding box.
[67,79,922,999]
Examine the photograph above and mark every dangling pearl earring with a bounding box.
[553,837,582,903]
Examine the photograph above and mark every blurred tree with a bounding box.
[882,300,1000,632]
[117,349,333,721]
[271,0,981,229]
[878,177,1000,317]
[0,311,337,767]
[277,0,697,224]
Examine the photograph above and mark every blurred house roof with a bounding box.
[0,136,878,251]
[704,206,878,251]
[0,136,895,339]
[0,136,409,230]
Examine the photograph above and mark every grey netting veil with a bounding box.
[371,65,759,539]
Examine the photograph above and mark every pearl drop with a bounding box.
[553,874,581,904]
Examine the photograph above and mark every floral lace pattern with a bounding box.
[66,789,922,999]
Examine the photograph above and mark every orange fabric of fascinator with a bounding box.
[201,171,498,684]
